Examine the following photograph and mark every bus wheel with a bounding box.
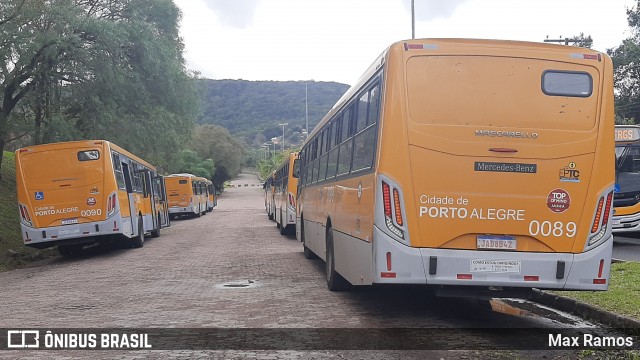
[326,226,350,291]
[132,216,145,248]
[268,208,273,220]
[150,213,161,238]
[280,223,287,235]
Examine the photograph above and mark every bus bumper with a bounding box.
[169,205,195,215]
[21,214,129,248]
[611,212,640,233]
[373,226,612,291]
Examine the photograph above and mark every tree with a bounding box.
[189,125,246,185]
[171,149,215,179]
[0,0,199,176]
[609,1,640,123]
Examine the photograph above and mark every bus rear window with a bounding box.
[78,150,100,161]
[542,71,592,97]
[179,180,188,184]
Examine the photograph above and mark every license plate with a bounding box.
[59,227,80,236]
[477,235,516,250]
[61,218,79,226]
[612,219,621,226]
[470,259,521,273]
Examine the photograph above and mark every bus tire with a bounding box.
[268,208,273,220]
[280,222,287,235]
[132,216,144,248]
[326,226,350,291]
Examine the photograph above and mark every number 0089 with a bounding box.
[528,220,576,238]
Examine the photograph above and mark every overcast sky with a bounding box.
[174,0,637,85]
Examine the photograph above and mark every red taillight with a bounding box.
[601,192,613,227]
[386,252,392,271]
[18,204,33,227]
[382,182,391,217]
[393,189,403,226]
[598,259,604,278]
[591,197,604,233]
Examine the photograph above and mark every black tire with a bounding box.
[132,216,144,248]
[326,227,350,291]
[268,209,273,220]
[280,222,287,235]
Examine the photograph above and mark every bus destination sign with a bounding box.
[615,127,640,142]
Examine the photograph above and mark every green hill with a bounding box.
[0,152,52,271]
[197,79,350,147]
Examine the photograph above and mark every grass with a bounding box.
[556,261,640,321]
[0,151,54,271]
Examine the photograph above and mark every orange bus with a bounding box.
[15,140,170,255]
[273,152,299,234]
[613,125,640,232]
[165,174,208,219]
[264,173,275,220]
[264,171,276,220]
[206,179,217,211]
[296,38,615,294]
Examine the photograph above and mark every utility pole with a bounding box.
[411,0,415,39]
[279,123,288,151]
[305,82,309,139]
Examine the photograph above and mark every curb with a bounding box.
[530,289,640,334]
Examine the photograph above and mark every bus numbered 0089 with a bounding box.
[613,125,640,232]
[15,140,170,255]
[296,38,615,296]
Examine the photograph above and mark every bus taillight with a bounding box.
[393,188,404,226]
[382,182,392,217]
[590,197,604,234]
[587,190,614,250]
[381,180,405,240]
[601,192,613,227]
[18,203,33,227]
[106,193,117,218]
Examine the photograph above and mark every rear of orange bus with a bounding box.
[373,39,614,292]
[15,140,144,250]
[167,175,194,218]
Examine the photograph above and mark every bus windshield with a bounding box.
[615,144,640,195]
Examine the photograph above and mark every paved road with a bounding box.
[613,234,640,262]
[0,173,630,359]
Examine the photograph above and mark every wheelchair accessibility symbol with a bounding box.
[35,192,44,200]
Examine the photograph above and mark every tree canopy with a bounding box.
[0,0,199,175]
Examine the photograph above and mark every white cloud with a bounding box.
[201,0,261,28]
[402,0,469,21]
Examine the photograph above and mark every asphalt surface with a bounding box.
[0,173,636,359]
[612,235,640,261]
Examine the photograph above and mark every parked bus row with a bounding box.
[14,140,216,256]
[267,38,616,296]
[265,152,299,235]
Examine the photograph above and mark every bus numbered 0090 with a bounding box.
[15,140,170,255]
[296,38,615,296]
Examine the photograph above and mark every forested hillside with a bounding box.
[197,79,349,147]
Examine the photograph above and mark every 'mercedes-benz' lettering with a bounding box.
[475,130,539,139]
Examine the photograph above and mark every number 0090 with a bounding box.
[528,220,576,238]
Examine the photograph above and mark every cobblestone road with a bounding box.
[0,173,624,359]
